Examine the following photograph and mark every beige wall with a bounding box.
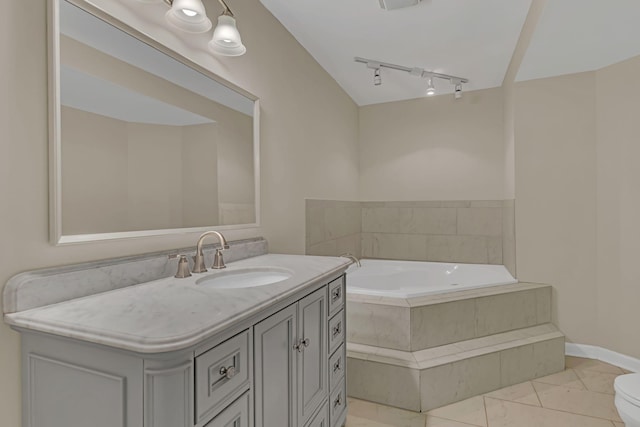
[358,87,505,201]
[514,72,599,348]
[62,108,233,232]
[515,59,640,359]
[182,123,220,227]
[0,0,359,424]
[61,107,129,234]
[595,55,640,358]
[126,121,184,230]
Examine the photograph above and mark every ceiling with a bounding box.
[259,0,640,106]
[516,0,640,82]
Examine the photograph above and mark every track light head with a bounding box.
[374,68,382,86]
[426,77,435,96]
[454,83,462,99]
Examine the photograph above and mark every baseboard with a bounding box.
[566,343,640,373]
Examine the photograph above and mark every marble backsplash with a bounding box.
[3,237,268,313]
[306,200,516,276]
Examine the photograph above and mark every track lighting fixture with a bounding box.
[355,57,468,99]
[136,0,246,56]
[374,68,382,86]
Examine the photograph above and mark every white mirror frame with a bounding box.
[48,0,260,245]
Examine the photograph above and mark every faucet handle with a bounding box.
[173,255,192,278]
[212,249,226,269]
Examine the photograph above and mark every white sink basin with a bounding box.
[195,267,293,289]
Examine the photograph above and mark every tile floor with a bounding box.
[346,356,632,427]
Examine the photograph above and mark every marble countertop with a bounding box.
[4,254,350,354]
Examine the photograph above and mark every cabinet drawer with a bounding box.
[205,391,250,427]
[196,330,250,423]
[328,344,345,392]
[328,310,344,355]
[329,379,346,427]
[328,276,344,316]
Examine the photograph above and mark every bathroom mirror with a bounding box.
[49,0,260,244]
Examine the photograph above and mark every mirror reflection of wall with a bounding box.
[57,0,256,238]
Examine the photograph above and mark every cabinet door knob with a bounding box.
[334,393,343,408]
[331,287,342,302]
[332,322,342,337]
[219,365,236,379]
[293,338,310,353]
[333,359,342,373]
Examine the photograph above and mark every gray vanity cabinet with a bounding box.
[15,272,347,427]
[254,287,328,427]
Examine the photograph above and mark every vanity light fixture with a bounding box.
[138,0,246,56]
[355,57,468,99]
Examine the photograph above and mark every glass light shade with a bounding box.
[165,0,212,33]
[208,15,246,56]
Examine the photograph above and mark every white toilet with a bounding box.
[615,373,640,427]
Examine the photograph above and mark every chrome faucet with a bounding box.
[340,253,361,267]
[193,231,230,273]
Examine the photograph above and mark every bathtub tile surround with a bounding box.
[305,199,515,274]
[348,283,551,351]
[306,199,361,257]
[346,356,626,426]
[362,201,506,265]
[346,283,565,411]
[3,237,268,313]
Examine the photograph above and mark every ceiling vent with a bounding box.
[378,0,421,11]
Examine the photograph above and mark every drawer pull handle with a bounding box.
[334,393,343,408]
[332,322,342,337]
[331,287,342,302]
[302,338,310,348]
[333,359,342,373]
[219,366,236,379]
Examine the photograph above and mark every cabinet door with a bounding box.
[297,288,328,425]
[254,304,298,427]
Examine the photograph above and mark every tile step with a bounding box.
[347,324,566,411]
[347,281,550,308]
[347,323,563,370]
[347,282,553,352]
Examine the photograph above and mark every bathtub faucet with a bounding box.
[340,253,361,267]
